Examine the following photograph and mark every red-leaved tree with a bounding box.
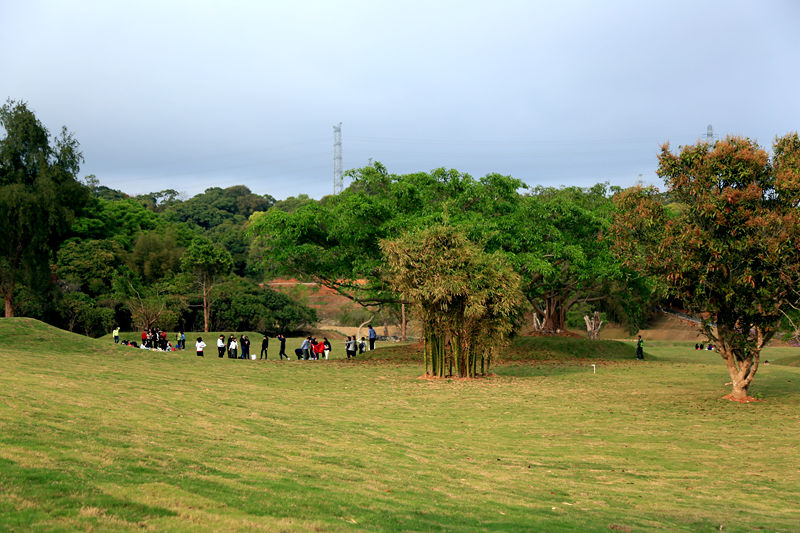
[611,134,800,401]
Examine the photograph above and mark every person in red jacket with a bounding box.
[312,339,325,360]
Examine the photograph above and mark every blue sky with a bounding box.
[2,0,799,199]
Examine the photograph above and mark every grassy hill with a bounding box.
[360,335,637,365]
[1,318,800,531]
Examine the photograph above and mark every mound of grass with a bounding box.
[0,318,129,356]
[499,336,637,362]
[359,335,637,365]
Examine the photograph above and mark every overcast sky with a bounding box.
[2,0,799,200]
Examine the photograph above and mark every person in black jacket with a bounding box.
[278,334,288,360]
[260,335,269,359]
[241,335,250,359]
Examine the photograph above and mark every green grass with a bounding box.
[1,318,800,531]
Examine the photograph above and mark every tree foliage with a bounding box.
[0,100,89,316]
[610,134,800,400]
[382,224,524,377]
[181,239,234,332]
[211,278,317,333]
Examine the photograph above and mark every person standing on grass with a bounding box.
[278,333,288,360]
[323,337,331,359]
[239,335,250,359]
[113,326,120,344]
[227,335,235,358]
[636,335,645,360]
[260,335,269,359]
[217,335,226,358]
[367,324,377,351]
[180,331,186,349]
[345,336,356,359]
[229,336,239,359]
[195,337,206,357]
[301,336,311,360]
[313,338,325,360]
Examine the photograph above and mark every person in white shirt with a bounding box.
[229,338,238,359]
[217,335,226,358]
[195,337,206,357]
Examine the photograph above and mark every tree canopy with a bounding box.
[382,223,523,377]
[610,134,800,400]
[0,100,89,317]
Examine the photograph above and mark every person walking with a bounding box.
[367,325,377,351]
[195,337,206,357]
[112,326,120,344]
[636,335,645,360]
[260,335,269,360]
[278,334,288,360]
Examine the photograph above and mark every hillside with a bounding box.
[359,335,637,364]
[0,318,131,356]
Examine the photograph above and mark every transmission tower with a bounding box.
[333,122,343,194]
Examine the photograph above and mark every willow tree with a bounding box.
[381,224,523,378]
[611,134,800,401]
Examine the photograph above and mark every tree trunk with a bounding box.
[584,311,603,339]
[720,341,761,401]
[401,304,407,342]
[356,313,375,344]
[531,312,543,332]
[202,278,210,333]
[540,297,566,333]
[4,292,13,318]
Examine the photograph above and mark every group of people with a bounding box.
[695,343,715,350]
[117,325,380,361]
[114,326,186,352]
[296,336,332,360]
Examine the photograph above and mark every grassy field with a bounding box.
[1,318,799,532]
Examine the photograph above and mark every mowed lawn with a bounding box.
[1,319,799,532]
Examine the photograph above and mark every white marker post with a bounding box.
[591,364,596,374]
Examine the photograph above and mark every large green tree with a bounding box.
[499,185,623,333]
[181,239,234,332]
[250,164,525,309]
[611,134,800,401]
[0,100,88,316]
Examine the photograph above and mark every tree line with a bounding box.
[4,98,800,399]
[0,100,316,335]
